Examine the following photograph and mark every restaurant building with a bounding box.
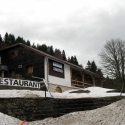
[0,43,104,92]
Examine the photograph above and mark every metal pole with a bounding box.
[45,90,46,98]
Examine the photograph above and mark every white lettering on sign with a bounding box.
[0,77,40,89]
[53,67,63,73]
[53,62,62,69]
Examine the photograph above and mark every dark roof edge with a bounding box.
[1,43,104,79]
[0,43,22,50]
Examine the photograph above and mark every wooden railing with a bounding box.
[84,83,93,87]
[71,79,93,88]
[71,79,84,88]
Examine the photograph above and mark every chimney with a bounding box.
[54,50,62,59]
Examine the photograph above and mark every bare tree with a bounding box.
[99,39,125,81]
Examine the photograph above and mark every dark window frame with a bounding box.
[49,59,65,78]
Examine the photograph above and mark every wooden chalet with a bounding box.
[0,43,104,92]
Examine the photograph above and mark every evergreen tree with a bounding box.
[0,34,2,43]
[62,50,67,60]
[41,44,47,53]
[86,61,91,70]
[70,56,74,63]
[32,43,36,48]
[37,44,42,51]
[16,36,26,44]
[85,60,103,76]
[4,32,9,44]
[91,61,97,73]
[68,57,71,62]
[48,46,54,56]
[68,55,79,65]
[8,34,16,45]
[96,68,103,77]
[73,56,79,65]
[26,40,31,46]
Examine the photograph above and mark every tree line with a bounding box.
[0,32,81,66]
[85,60,103,77]
[1,33,124,90]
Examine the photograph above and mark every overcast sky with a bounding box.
[1,0,125,67]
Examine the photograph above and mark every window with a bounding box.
[26,65,33,73]
[10,50,18,59]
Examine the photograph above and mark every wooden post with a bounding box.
[80,71,84,88]
[101,79,103,87]
[70,68,72,85]
[45,90,46,98]
[2,71,4,77]
[91,75,95,86]
[82,74,84,87]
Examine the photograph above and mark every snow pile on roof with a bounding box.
[0,87,124,98]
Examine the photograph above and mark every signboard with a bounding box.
[53,61,63,73]
[53,67,63,73]
[53,62,62,69]
[0,77,40,89]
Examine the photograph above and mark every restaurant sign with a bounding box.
[53,61,63,73]
[0,77,40,89]
[53,62,62,69]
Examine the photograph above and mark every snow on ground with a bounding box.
[54,87,124,98]
[0,87,124,125]
[1,97,125,125]
[0,112,22,124]
[0,87,124,98]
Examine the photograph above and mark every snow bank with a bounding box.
[0,112,21,125]
[0,87,124,125]
[2,97,124,125]
[25,98,125,125]
[0,87,124,98]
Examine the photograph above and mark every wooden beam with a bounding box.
[71,79,84,84]
[101,79,103,87]
[91,75,95,86]
[72,83,84,87]
[82,73,85,87]
[70,68,72,85]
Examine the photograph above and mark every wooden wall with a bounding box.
[2,46,45,80]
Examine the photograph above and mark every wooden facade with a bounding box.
[0,45,44,81]
[0,43,104,89]
[71,68,104,88]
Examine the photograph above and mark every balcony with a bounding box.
[71,79,84,88]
